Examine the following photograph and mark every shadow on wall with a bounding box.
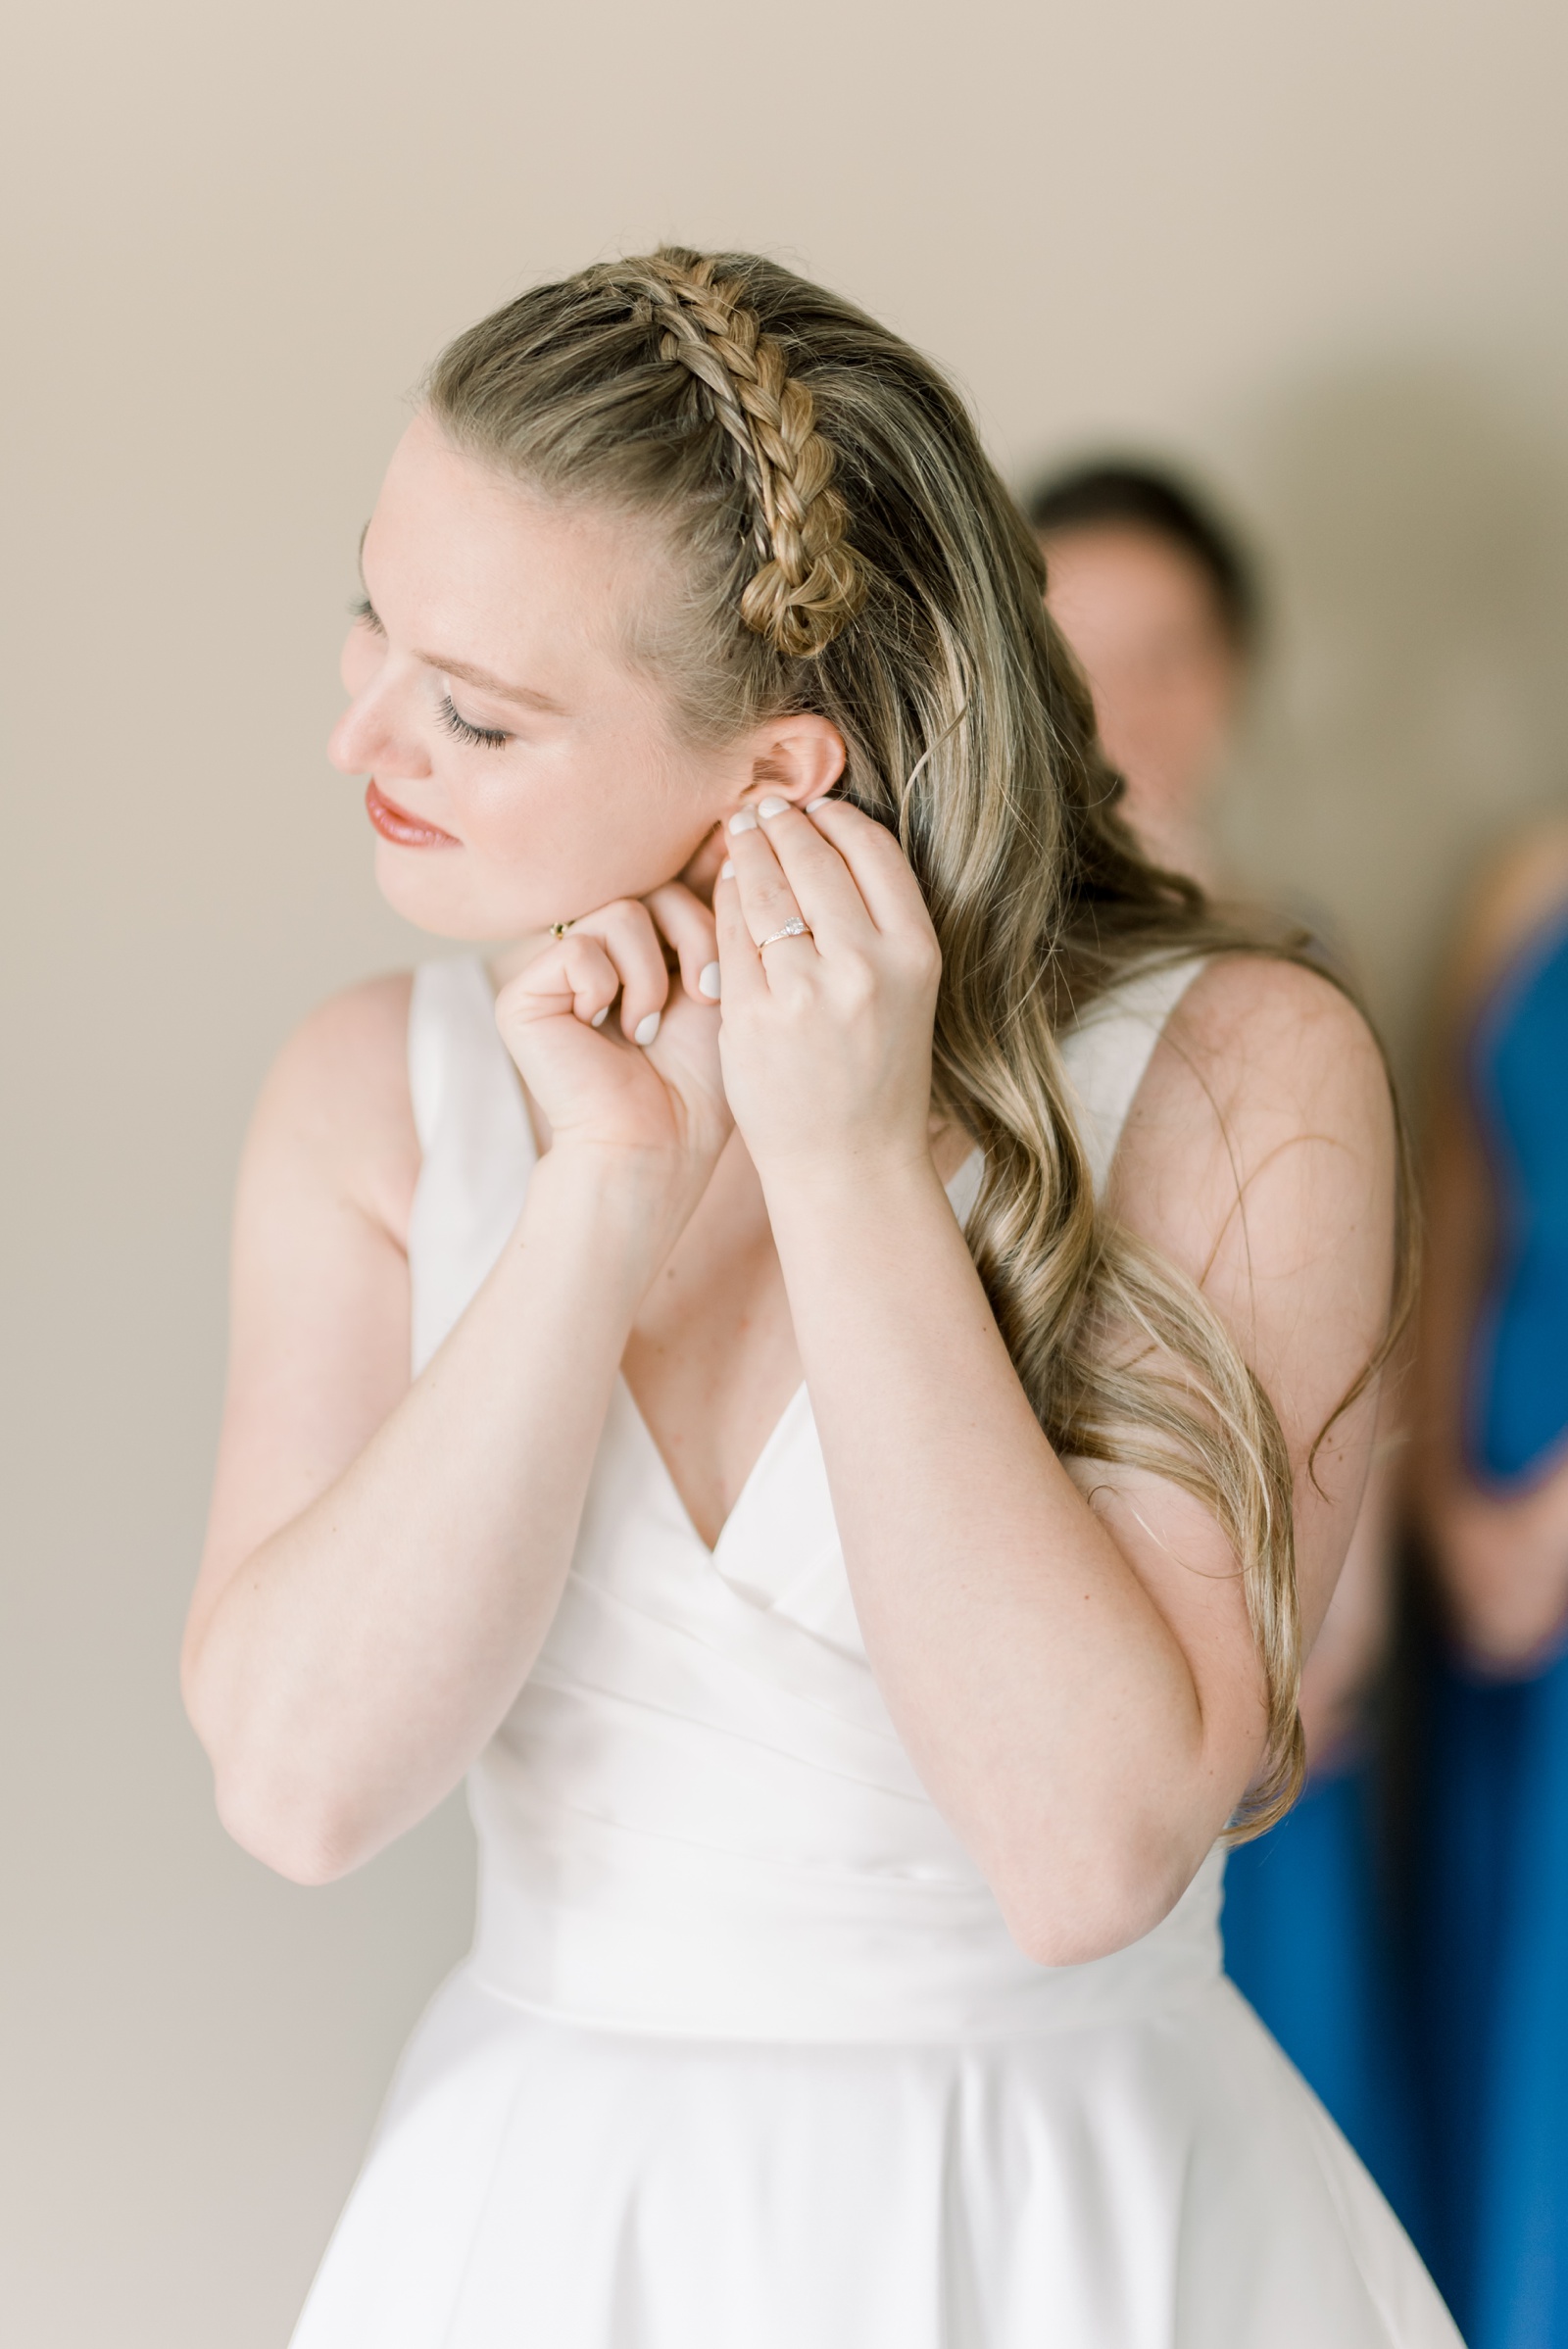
[1215,361,1568,1083]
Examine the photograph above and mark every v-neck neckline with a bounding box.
[468,953,981,1566]
[613,1146,982,1565]
[616,1372,812,1566]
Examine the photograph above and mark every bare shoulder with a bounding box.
[1107,954,1396,1428]
[244,971,418,1242]
[1114,954,1394,1222]
[1169,948,1381,1068]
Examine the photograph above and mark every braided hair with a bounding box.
[622,252,867,658]
[431,247,871,675]
[424,247,1416,1835]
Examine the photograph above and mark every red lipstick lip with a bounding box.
[364,779,460,848]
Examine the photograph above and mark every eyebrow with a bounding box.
[414,652,570,716]
[356,530,569,717]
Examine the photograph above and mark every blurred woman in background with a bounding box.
[1409,815,1568,2348]
[1029,459,1421,2226]
[1025,463,1252,891]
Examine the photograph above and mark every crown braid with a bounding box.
[605,249,868,660]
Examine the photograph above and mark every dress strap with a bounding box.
[1057,956,1209,1199]
[407,956,536,1376]
[944,955,1208,1229]
[403,952,1206,1368]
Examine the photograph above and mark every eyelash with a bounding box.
[351,598,512,748]
[437,694,512,749]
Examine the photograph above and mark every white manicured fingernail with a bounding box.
[757,796,789,818]
[591,1005,610,1028]
[728,808,758,834]
[633,1010,662,1048]
[718,858,734,880]
[807,795,834,812]
[698,961,721,1001]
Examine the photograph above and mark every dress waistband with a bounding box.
[466,1789,1227,2045]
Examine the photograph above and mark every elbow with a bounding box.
[989,1830,1198,1970]
[183,1646,366,1887]
[1429,1519,1568,1673]
[1001,1888,1185,1971]
[1446,1590,1568,1675]
[212,1768,363,1885]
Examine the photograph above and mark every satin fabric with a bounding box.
[289,954,1459,2348]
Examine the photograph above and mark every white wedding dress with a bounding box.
[289,954,1461,2349]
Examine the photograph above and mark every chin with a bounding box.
[370,841,552,943]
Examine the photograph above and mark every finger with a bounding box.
[723,808,814,960]
[644,881,722,1005]
[504,935,620,1031]
[799,798,930,937]
[559,937,622,1030]
[562,900,671,1047]
[753,795,877,944]
[711,859,769,1004]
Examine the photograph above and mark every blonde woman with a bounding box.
[183,251,1457,2346]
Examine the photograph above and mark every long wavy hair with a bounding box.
[427,247,1412,1833]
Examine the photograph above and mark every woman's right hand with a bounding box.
[188,880,733,1884]
[494,878,732,1230]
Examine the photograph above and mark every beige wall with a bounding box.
[3,2,1566,2339]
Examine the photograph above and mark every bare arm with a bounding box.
[183,894,726,1883]
[717,802,1395,1963]
[1297,1401,1399,1768]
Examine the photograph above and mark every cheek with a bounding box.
[451,745,717,898]
[1090,673,1156,763]
[1162,665,1237,758]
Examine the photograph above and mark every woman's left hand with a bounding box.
[713,796,942,1188]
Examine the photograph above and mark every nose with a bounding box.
[327,692,378,776]
[328,661,427,782]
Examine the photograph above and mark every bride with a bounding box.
[182,248,1457,2346]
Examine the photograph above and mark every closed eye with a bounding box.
[438,693,512,749]
[350,592,511,745]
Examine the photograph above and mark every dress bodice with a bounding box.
[292,956,1463,2348]
[406,953,1223,2042]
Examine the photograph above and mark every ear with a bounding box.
[737,712,847,809]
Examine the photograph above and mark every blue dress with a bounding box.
[1410,906,1568,2349]
[1223,1754,1425,2236]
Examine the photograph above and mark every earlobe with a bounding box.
[746,712,847,807]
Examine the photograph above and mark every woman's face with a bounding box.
[330,413,756,941]
[1041,522,1243,863]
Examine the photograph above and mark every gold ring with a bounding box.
[757,917,811,950]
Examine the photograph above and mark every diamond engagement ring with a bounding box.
[757,917,811,950]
